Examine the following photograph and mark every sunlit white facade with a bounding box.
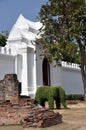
[0,15,84,98]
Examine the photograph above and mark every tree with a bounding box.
[37,0,86,100]
[0,31,8,47]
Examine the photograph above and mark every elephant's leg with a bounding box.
[60,92,67,108]
[56,97,61,109]
[48,97,54,109]
[41,99,45,107]
[61,99,67,108]
[35,98,41,105]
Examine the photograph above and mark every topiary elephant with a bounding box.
[35,86,67,109]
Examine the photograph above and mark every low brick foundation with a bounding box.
[0,99,62,127]
[0,74,62,128]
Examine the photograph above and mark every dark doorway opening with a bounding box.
[42,57,50,86]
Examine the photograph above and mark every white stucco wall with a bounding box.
[62,67,84,94]
[0,54,15,80]
[36,47,84,95]
[50,63,62,87]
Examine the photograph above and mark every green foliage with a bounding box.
[38,0,86,100]
[60,42,81,64]
[53,86,60,109]
[66,94,84,101]
[35,86,54,109]
[37,0,86,64]
[35,86,67,109]
[57,86,67,108]
[0,31,8,47]
[53,86,67,108]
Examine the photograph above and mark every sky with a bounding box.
[0,0,47,33]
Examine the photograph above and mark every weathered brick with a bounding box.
[0,74,62,128]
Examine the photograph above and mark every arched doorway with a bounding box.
[42,57,50,86]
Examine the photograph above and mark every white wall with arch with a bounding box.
[36,46,84,95]
[0,14,84,98]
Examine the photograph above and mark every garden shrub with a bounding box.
[52,87,60,109]
[57,86,67,108]
[35,86,67,109]
[66,94,84,101]
[35,86,54,109]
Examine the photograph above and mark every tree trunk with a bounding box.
[80,54,86,101]
[78,40,86,101]
[82,75,86,101]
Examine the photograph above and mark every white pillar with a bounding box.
[18,47,29,96]
[15,54,22,82]
[19,46,37,97]
[27,47,37,96]
[32,46,37,94]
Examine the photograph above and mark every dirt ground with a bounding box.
[0,101,86,130]
[25,101,86,130]
[55,101,86,130]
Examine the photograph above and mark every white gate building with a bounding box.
[0,14,84,98]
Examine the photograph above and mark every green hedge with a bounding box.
[66,94,84,101]
[35,86,67,109]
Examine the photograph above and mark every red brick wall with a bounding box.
[0,74,20,104]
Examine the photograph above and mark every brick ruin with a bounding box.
[0,74,20,104]
[0,74,62,128]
